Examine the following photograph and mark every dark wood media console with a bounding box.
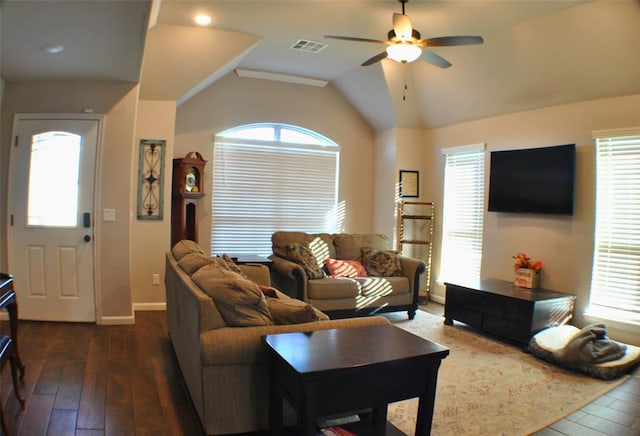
[444,278,576,344]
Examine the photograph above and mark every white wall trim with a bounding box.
[429,294,445,305]
[133,302,166,311]
[235,68,329,88]
[441,142,485,156]
[99,315,135,325]
[592,127,640,139]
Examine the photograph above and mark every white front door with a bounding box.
[7,115,101,322]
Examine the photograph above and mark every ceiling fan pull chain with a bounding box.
[403,64,408,101]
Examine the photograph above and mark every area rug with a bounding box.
[384,310,629,435]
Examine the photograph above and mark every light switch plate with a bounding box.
[103,208,116,222]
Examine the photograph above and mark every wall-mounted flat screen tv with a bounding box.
[488,144,576,215]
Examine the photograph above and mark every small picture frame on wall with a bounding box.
[399,170,419,198]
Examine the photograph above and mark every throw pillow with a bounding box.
[266,296,327,324]
[258,285,278,298]
[333,234,390,260]
[178,252,214,275]
[192,265,245,282]
[278,243,326,279]
[193,274,274,327]
[172,240,205,261]
[361,247,403,277]
[221,253,249,279]
[324,258,368,278]
[182,255,233,276]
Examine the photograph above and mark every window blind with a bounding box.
[439,144,485,284]
[589,129,640,325]
[211,140,339,257]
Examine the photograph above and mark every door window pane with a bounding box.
[27,131,81,226]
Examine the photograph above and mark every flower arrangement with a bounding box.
[512,252,542,271]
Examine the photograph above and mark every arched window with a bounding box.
[212,123,340,256]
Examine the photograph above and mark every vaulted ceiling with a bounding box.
[2,1,639,130]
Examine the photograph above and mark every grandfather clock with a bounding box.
[171,152,207,246]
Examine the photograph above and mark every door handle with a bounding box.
[83,212,91,228]
[84,235,91,242]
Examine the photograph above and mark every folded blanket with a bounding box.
[554,323,627,364]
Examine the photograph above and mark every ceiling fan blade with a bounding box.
[421,50,452,68]
[362,51,388,66]
[324,35,387,44]
[423,36,484,47]
[392,12,413,41]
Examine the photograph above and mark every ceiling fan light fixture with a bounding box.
[386,44,421,63]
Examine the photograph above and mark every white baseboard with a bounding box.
[2,305,165,325]
[133,302,166,312]
[98,315,135,325]
[430,294,445,304]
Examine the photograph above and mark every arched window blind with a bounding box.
[589,128,640,326]
[439,143,486,284]
[212,124,339,257]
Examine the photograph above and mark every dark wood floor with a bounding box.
[0,307,638,436]
[0,311,202,436]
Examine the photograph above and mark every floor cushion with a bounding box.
[528,324,640,380]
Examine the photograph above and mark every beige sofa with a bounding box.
[165,241,389,435]
[270,232,426,319]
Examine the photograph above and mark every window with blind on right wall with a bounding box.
[589,128,640,326]
[439,143,486,286]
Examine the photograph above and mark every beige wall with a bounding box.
[131,100,176,308]
[174,73,376,250]
[424,93,640,345]
[373,128,397,239]
[0,81,139,323]
[98,86,138,322]
[373,127,427,243]
[395,127,429,260]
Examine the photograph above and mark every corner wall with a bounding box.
[0,81,139,323]
[131,100,176,309]
[374,127,428,244]
[425,93,640,345]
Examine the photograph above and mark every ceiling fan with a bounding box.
[325,0,483,68]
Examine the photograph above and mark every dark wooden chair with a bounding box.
[0,335,24,435]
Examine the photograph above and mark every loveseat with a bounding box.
[270,232,426,319]
[165,240,389,435]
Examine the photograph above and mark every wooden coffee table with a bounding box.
[262,323,449,435]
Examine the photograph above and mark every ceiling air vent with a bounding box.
[290,39,327,53]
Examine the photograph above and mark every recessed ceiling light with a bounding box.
[42,44,64,54]
[194,14,212,26]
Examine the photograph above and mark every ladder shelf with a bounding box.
[396,201,435,303]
